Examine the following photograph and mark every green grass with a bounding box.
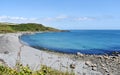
[0,25,14,33]
[0,23,60,33]
[0,64,75,75]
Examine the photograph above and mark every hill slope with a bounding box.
[0,23,60,33]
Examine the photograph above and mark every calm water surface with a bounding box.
[21,30,120,55]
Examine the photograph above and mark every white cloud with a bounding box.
[76,17,96,21]
[0,16,25,20]
[56,15,68,19]
[0,16,38,23]
[41,15,69,22]
[0,15,96,23]
[42,17,53,21]
[42,15,96,22]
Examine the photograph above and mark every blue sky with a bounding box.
[0,0,120,29]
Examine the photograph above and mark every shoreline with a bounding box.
[0,32,119,75]
[26,45,120,56]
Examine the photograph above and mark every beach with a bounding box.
[0,33,120,75]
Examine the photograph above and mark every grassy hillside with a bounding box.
[0,23,60,33]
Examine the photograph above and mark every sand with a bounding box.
[0,33,119,75]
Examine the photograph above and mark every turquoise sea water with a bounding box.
[21,30,120,55]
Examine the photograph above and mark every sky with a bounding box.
[0,0,120,29]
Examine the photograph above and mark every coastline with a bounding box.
[0,32,119,75]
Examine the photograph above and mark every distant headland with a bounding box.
[0,22,67,33]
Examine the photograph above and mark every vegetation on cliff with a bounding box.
[0,23,60,33]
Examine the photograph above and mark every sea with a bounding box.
[21,30,120,55]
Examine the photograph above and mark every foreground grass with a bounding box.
[0,64,75,75]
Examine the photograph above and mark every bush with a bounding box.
[0,64,75,75]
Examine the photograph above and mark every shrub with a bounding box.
[0,64,75,75]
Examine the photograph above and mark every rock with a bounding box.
[106,62,109,65]
[112,51,120,56]
[105,68,109,73]
[92,64,97,67]
[92,67,97,71]
[0,59,7,66]
[101,64,105,67]
[70,64,75,69]
[112,56,117,59]
[85,61,92,67]
[76,52,83,57]
[118,54,120,57]
[118,61,120,64]
[103,56,109,59]
[98,56,103,60]
[108,73,113,75]
[4,51,9,54]
[102,67,109,73]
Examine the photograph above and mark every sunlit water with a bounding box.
[21,30,120,55]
